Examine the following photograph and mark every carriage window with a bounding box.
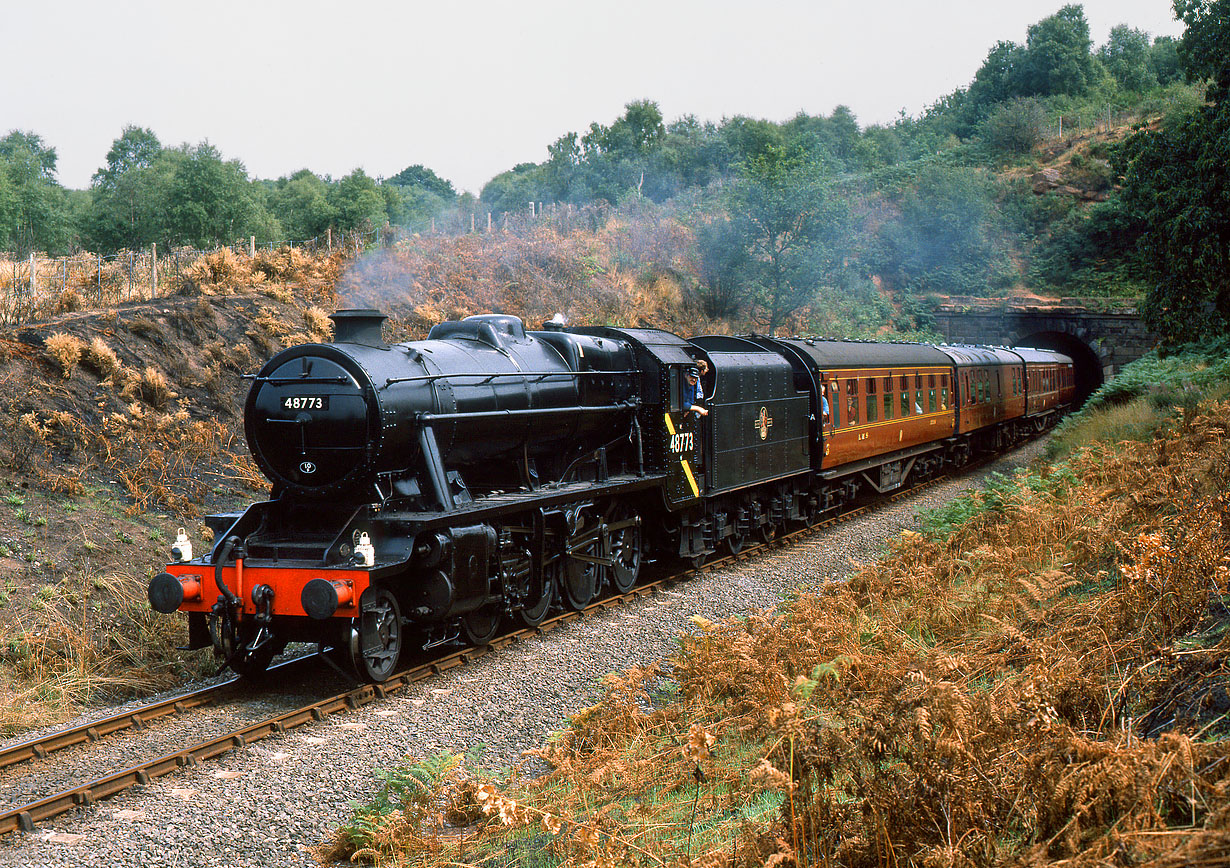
[940,374,949,409]
[884,376,894,420]
[828,382,840,428]
[846,379,859,425]
[928,386,937,413]
[900,377,910,417]
[915,375,924,414]
[866,377,878,423]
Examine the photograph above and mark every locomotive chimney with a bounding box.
[330,309,387,345]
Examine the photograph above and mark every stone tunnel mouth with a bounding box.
[1016,330,1104,405]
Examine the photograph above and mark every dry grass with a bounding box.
[138,366,175,410]
[329,400,1230,867]
[304,306,333,342]
[82,336,122,381]
[0,570,206,735]
[42,332,85,378]
[181,246,343,304]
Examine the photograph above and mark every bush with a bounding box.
[981,97,1049,156]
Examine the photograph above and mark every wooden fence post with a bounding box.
[151,244,157,297]
[250,236,255,258]
[327,227,332,253]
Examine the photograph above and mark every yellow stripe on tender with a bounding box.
[664,413,677,436]
[681,459,699,498]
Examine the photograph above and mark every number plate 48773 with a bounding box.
[282,396,329,411]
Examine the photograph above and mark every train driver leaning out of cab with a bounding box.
[685,366,708,417]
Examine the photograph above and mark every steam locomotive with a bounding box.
[148,310,1075,681]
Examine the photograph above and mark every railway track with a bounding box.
[0,466,952,837]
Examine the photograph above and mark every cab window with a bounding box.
[668,368,682,413]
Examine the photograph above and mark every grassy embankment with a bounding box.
[327,343,1230,867]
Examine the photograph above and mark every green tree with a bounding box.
[968,40,1027,109]
[1016,4,1098,97]
[267,169,335,241]
[387,164,456,199]
[480,163,547,215]
[0,130,72,255]
[1175,0,1230,102]
[163,142,260,248]
[720,116,784,166]
[1099,24,1155,91]
[1150,35,1183,84]
[86,126,167,252]
[726,147,850,332]
[694,214,752,320]
[1118,107,1230,340]
[329,169,388,232]
[1113,0,1230,342]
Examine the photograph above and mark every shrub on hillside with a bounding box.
[982,97,1050,156]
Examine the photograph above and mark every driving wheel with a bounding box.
[607,507,642,593]
[562,513,602,610]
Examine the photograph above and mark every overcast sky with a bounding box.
[1,0,1184,195]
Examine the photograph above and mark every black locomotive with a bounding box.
[149,310,1075,680]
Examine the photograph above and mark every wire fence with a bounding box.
[0,229,371,328]
[0,202,600,328]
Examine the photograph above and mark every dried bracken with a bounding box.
[43,332,84,378]
[82,336,122,381]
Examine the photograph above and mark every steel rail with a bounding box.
[0,655,318,773]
